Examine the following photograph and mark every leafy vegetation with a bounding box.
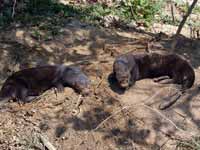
[0,0,163,28]
[80,0,163,26]
[157,12,180,26]
[0,0,81,27]
[118,0,163,26]
[0,0,199,37]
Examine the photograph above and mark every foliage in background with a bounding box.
[0,0,81,27]
[81,0,163,26]
[0,0,199,35]
[0,0,163,28]
[118,0,163,26]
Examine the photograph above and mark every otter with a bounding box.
[113,52,195,109]
[0,65,90,104]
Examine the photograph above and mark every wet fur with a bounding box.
[0,65,90,103]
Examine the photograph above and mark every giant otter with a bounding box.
[113,52,195,109]
[0,65,90,104]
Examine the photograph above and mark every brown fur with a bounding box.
[113,52,195,109]
[0,65,90,103]
[113,52,195,90]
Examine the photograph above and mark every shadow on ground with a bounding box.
[0,5,200,149]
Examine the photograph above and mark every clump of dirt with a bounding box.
[0,19,200,150]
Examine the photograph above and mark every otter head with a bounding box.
[113,58,132,89]
[62,66,91,95]
[74,73,91,95]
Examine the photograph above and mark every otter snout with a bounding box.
[119,80,129,88]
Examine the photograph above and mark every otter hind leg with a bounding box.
[153,76,174,84]
[153,76,170,82]
[158,79,174,84]
[25,96,38,102]
[17,87,29,103]
[54,82,64,93]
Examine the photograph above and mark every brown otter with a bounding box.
[0,65,91,104]
[113,52,195,109]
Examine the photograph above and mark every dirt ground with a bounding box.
[0,19,200,150]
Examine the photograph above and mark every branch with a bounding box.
[93,87,197,138]
[12,0,17,18]
[176,0,198,35]
[170,1,175,24]
[39,134,57,150]
[93,88,168,131]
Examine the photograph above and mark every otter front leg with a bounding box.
[51,82,64,99]
[52,83,65,99]
[54,82,65,93]
[16,87,29,103]
[158,79,174,84]
[17,86,39,103]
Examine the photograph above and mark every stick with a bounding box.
[72,95,82,116]
[12,0,17,18]
[39,134,56,150]
[93,87,196,137]
[75,94,83,108]
[93,88,165,131]
[176,0,198,35]
[142,104,185,133]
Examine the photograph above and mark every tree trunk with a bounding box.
[170,1,175,24]
[171,0,198,51]
[176,0,198,35]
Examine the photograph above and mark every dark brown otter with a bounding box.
[0,65,91,104]
[113,52,195,109]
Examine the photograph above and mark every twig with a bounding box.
[176,0,198,35]
[93,88,165,131]
[160,138,170,149]
[96,78,104,89]
[170,0,175,24]
[72,94,83,116]
[172,0,198,51]
[174,110,187,119]
[75,94,83,108]
[39,134,56,150]
[93,87,196,137]
[12,0,17,18]
[94,78,104,94]
[142,104,185,133]
[130,5,136,20]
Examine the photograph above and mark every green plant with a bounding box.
[0,0,163,29]
[117,0,163,26]
[0,0,82,28]
[158,13,180,26]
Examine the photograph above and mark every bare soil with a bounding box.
[0,19,200,150]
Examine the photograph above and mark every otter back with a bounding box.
[0,65,90,103]
[113,52,195,90]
